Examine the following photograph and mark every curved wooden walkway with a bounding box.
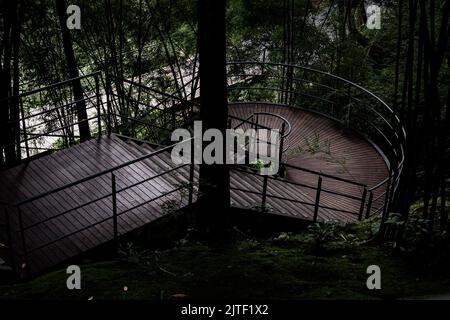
[0,103,389,276]
[228,103,389,222]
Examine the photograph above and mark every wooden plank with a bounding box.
[0,101,389,276]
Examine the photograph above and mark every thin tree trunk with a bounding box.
[0,0,19,166]
[55,0,91,142]
[197,0,230,241]
[11,0,22,161]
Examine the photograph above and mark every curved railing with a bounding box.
[226,61,406,218]
[230,111,292,161]
[0,63,407,277]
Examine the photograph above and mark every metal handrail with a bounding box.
[368,176,390,192]
[2,62,405,226]
[226,61,406,174]
[0,94,98,129]
[26,186,185,255]
[226,61,405,220]
[232,165,364,202]
[13,136,194,207]
[282,163,366,187]
[227,61,407,211]
[1,116,97,150]
[230,186,360,216]
[22,163,189,231]
[0,71,102,103]
[107,73,200,108]
[228,114,271,130]
[253,111,292,139]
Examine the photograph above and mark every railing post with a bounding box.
[346,84,352,127]
[261,175,268,211]
[188,139,195,205]
[106,74,112,136]
[388,170,397,207]
[379,171,393,237]
[171,107,176,131]
[111,173,118,240]
[19,97,30,159]
[365,191,374,219]
[382,170,393,222]
[313,176,322,222]
[4,207,15,272]
[254,114,259,159]
[17,207,29,277]
[358,188,368,221]
[95,73,102,138]
[279,122,285,165]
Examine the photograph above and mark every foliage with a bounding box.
[2,219,450,300]
[160,181,196,215]
[383,203,450,262]
[305,132,331,155]
[117,242,148,264]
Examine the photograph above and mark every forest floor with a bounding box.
[0,216,449,300]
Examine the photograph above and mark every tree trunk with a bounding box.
[55,0,91,142]
[197,0,231,241]
[0,0,20,166]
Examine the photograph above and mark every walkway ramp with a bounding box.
[0,100,390,277]
[0,135,197,276]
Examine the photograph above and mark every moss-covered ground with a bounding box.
[1,216,449,300]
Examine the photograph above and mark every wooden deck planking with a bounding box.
[0,135,195,275]
[0,102,390,275]
[228,102,389,221]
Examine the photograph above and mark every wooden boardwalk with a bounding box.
[0,103,389,276]
[228,103,389,222]
[0,135,198,276]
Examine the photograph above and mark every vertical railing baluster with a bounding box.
[358,188,368,221]
[379,172,393,237]
[188,139,195,205]
[388,170,397,209]
[19,97,30,159]
[95,73,102,138]
[346,84,352,127]
[171,106,176,131]
[254,114,259,160]
[111,173,118,240]
[382,171,393,222]
[17,207,29,277]
[365,191,374,219]
[279,122,285,165]
[4,207,15,273]
[106,75,112,136]
[313,176,322,222]
[261,175,268,211]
